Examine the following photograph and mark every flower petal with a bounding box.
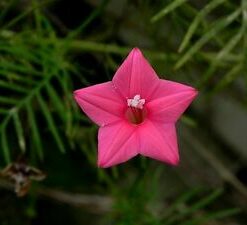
[74,82,125,126]
[112,48,159,100]
[138,120,179,165]
[98,121,138,168]
[147,80,198,123]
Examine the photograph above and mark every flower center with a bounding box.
[125,95,146,124]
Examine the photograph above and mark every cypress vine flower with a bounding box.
[74,48,197,168]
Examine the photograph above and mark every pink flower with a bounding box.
[74,48,198,168]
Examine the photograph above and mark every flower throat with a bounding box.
[126,95,146,124]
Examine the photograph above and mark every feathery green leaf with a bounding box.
[176,9,241,69]
[37,93,65,154]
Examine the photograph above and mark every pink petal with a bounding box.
[98,121,138,168]
[147,80,198,123]
[74,82,125,126]
[112,48,159,101]
[138,120,179,165]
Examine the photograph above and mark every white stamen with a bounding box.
[127,94,145,109]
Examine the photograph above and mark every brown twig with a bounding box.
[38,187,113,213]
[0,178,113,214]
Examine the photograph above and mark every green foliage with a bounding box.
[0,0,119,164]
[110,169,240,225]
[0,0,245,224]
[151,0,247,98]
[0,12,74,162]
[151,0,188,23]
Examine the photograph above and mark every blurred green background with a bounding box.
[0,0,247,224]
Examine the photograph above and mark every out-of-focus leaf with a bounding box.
[175,9,241,69]
[151,0,188,23]
[37,93,65,154]
[1,122,11,163]
[0,80,28,93]
[26,103,43,159]
[13,111,26,153]
[0,96,18,104]
[212,63,242,93]
[46,83,66,122]
[178,208,240,225]
[178,0,226,52]
[200,28,243,86]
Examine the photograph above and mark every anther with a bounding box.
[127,94,145,109]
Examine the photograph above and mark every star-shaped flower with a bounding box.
[74,48,198,168]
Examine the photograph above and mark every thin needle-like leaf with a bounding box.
[0,80,28,93]
[0,0,16,23]
[212,63,242,94]
[163,188,202,218]
[2,0,51,30]
[57,71,75,136]
[200,30,243,86]
[216,29,243,61]
[37,93,65,153]
[175,9,241,69]
[32,0,42,33]
[13,112,26,153]
[151,0,188,23]
[46,83,66,122]
[179,0,226,52]
[181,115,197,127]
[0,109,9,114]
[0,96,19,104]
[0,61,42,77]
[68,0,110,38]
[27,103,43,159]
[179,208,240,225]
[187,189,223,213]
[241,0,247,87]
[1,124,11,163]
[165,189,224,225]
